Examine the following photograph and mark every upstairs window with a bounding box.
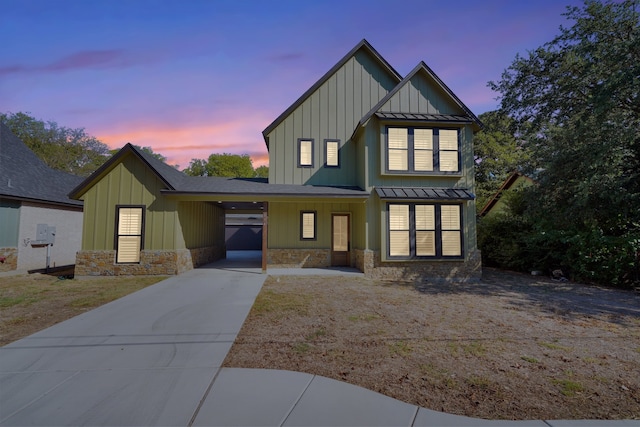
[386,127,460,173]
[115,206,144,263]
[325,139,340,167]
[298,138,314,167]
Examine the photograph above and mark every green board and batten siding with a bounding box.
[267,50,398,186]
[268,201,366,250]
[355,70,479,258]
[79,153,224,252]
[177,201,225,249]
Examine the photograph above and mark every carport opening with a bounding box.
[225,213,263,250]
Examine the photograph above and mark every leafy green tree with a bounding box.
[110,144,173,167]
[1,112,111,176]
[473,110,531,212]
[183,153,256,177]
[487,0,640,287]
[254,165,269,178]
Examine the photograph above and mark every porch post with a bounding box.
[262,202,268,273]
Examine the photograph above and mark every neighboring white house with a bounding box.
[0,123,83,272]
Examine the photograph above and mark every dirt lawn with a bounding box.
[0,272,165,346]
[224,268,640,420]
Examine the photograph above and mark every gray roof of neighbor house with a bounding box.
[0,122,83,207]
[70,144,370,200]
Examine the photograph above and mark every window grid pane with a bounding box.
[388,128,408,149]
[117,236,141,263]
[440,205,461,230]
[414,149,433,171]
[416,231,436,256]
[414,129,433,149]
[326,141,339,166]
[439,151,458,172]
[389,231,410,256]
[415,205,435,230]
[389,205,409,230]
[388,149,408,170]
[299,140,312,166]
[301,212,315,239]
[118,208,142,235]
[442,231,462,256]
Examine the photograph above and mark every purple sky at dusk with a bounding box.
[0,0,584,169]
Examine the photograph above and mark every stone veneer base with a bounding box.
[355,249,482,282]
[267,248,331,268]
[75,246,223,276]
[0,247,18,272]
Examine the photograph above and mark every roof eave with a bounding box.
[68,144,176,200]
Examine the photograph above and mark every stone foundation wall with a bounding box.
[0,247,18,272]
[75,246,223,276]
[363,249,482,282]
[267,248,331,268]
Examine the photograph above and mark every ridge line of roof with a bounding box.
[356,62,483,134]
[69,143,185,199]
[261,39,403,147]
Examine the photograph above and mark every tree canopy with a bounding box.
[1,112,111,177]
[183,153,267,178]
[483,0,640,287]
[473,110,531,212]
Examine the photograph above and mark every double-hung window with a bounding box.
[115,206,144,263]
[300,211,317,240]
[386,127,460,173]
[324,139,340,167]
[298,139,314,167]
[387,203,462,259]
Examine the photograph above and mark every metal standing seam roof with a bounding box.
[374,112,474,124]
[375,187,475,200]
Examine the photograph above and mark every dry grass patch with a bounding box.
[0,272,165,346]
[224,270,640,420]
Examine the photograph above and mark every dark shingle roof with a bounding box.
[375,187,474,200]
[167,176,369,198]
[70,143,369,200]
[0,123,83,207]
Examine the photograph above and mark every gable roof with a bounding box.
[261,39,402,147]
[0,122,83,207]
[70,143,369,200]
[354,61,483,137]
[69,143,187,199]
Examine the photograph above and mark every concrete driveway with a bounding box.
[0,262,266,426]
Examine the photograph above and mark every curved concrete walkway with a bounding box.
[1,253,637,426]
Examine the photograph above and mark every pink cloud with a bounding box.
[96,115,270,170]
[0,49,148,76]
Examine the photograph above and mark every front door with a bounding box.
[331,214,350,267]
